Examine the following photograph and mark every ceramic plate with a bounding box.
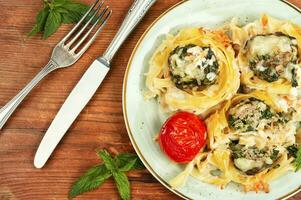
[123,0,301,199]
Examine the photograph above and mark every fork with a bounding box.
[0,0,112,130]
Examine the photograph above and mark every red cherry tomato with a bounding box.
[159,112,207,163]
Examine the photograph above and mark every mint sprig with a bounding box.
[68,150,145,200]
[29,0,89,39]
[68,165,112,199]
[98,150,131,200]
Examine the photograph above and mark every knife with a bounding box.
[34,0,157,168]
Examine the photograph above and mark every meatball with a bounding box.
[229,142,279,175]
[227,98,291,133]
[245,33,299,86]
[168,44,219,90]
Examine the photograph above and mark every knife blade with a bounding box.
[34,60,109,168]
[34,0,157,168]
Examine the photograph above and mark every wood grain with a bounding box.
[0,0,301,200]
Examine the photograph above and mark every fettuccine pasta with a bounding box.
[144,14,301,193]
[229,14,301,96]
[145,28,240,114]
[170,91,301,192]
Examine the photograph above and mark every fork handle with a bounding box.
[101,0,157,63]
[0,60,58,130]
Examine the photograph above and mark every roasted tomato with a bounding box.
[159,112,207,163]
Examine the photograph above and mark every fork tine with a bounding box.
[70,6,109,53]
[76,9,112,58]
[66,1,104,49]
[59,0,100,44]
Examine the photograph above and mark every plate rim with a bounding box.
[122,0,301,199]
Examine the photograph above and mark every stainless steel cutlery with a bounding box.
[0,0,111,130]
[34,0,157,168]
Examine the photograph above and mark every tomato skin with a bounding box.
[159,112,207,163]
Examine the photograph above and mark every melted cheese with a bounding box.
[248,35,293,56]
[234,158,263,172]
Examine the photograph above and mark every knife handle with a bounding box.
[101,0,157,63]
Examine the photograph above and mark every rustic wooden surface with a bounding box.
[1,0,301,199]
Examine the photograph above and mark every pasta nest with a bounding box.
[145,28,240,114]
[229,14,301,95]
[171,91,298,192]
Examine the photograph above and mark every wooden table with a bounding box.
[1,0,301,199]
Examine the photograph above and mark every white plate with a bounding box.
[123,0,301,199]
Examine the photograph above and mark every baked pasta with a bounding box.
[145,28,240,114]
[170,91,301,192]
[229,14,301,96]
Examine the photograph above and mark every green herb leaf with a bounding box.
[63,1,89,14]
[115,153,145,171]
[295,148,301,171]
[287,145,299,158]
[98,150,118,172]
[98,150,131,200]
[43,10,62,39]
[54,7,69,14]
[292,68,299,87]
[61,11,82,24]
[68,164,111,199]
[29,0,90,39]
[64,2,90,23]
[53,0,69,7]
[113,171,131,200]
[118,158,137,172]
[29,24,41,37]
[69,150,142,200]
[28,6,50,36]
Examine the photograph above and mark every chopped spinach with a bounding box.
[228,98,275,132]
[247,34,299,85]
[273,164,281,169]
[249,61,280,83]
[230,143,279,176]
[170,44,196,60]
[227,98,292,133]
[246,126,255,132]
[287,144,299,158]
[291,68,299,87]
[246,167,262,176]
[168,44,219,90]
[270,149,280,160]
[261,108,274,119]
[228,115,235,128]
[229,141,245,159]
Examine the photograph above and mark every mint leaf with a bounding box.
[98,150,118,172]
[98,150,131,200]
[53,0,68,4]
[115,153,145,171]
[54,7,69,14]
[43,10,62,39]
[69,151,142,200]
[118,158,137,172]
[113,171,131,200]
[29,0,90,39]
[61,11,82,24]
[64,2,90,23]
[28,6,50,36]
[68,164,111,199]
[28,24,41,37]
[63,1,89,14]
